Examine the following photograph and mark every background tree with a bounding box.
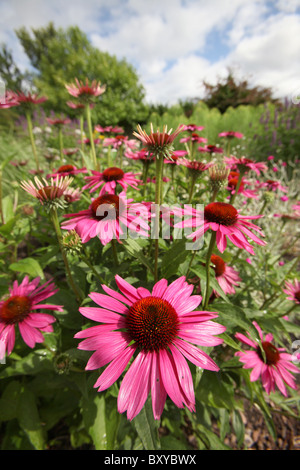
[15,23,149,131]
[202,69,278,114]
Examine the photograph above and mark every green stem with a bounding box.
[211,188,219,202]
[142,161,150,198]
[188,175,196,203]
[58,127,64,163]
[80,252,106,284]
[203,231,216,309]
[284,303,299,317]
[186,250,196,279]
[49,208,83,303]
[80,114,85,152]
[154,154,164,282]
[85,104,99,171]
[26,111,40,172]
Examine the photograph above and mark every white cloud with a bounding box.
[0,0,299,103]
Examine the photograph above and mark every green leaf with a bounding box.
[17,386,46,450]
[232,409,244,447]
[9,257,45,279]
[81,392,107,450]
[133,398,161,450]
[0,380,22,422]
[190,265,230,303]
[161,238,190,278]
[212,302,261,343]
[123,238,154,274]
[0,350,53,379]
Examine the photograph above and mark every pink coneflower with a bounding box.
[218,131,243,139]
[182,124,205,132]
[20,175,74,210]
[227,174,259,200]
[256,179,288,193]
[224,155,267,176]
[103,135,138,150]
[175,202,266,254]
[61,192,149,245]
[125,148,155,162]
[95,125,124,134]
[133,123,184,159]
[235,321,299,396]
[82,167,141,195]
[180,133,207,144]
[283,279,300,304]
[179,158,213,175]
[0,276,62,360]
[46,117,71,126]
[292,201,300,217]
[65,78,106,101]
[12,91,47,106]
[66,101,86,110]
[0,90,19,109]
[210,254,241,295]
[63,148,80,157]
[164,150,188,164]
[47,164,87,178]
[74,275,225,420]
[198,144,224,154]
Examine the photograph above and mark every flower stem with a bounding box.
[26,111,40,172]
[203,231,216,309]
[58,127,64,163]
[188,175,196,203]
[0,169,4,225]
[49,208,84,303]
[154,154,164,282]
[85,104,99,171]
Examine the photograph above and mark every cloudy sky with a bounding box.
[0,0,300,104]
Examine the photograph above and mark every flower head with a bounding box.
[179,133,207,144]
[224,155,267,176]
[103,135,138,150]
[0,90,19,109]
[47,164,87,178]
[283,279,300,304]
[175,202,266,254]
[12,91,47,108]
[227,173,259,199]
[218,131,244,139]
[235,321,299,396]
[210,254,241,295]
[46,117,71,127]
[20,175,74,211]
[208,162,230,192]
[61,192,149,245]
[0,276,62,359]
[198,144,224,154]
[75,275,225,420]
[133,123,184,159]
[65,78,106,103]
[179,158,213,177]
[82,167,141,195]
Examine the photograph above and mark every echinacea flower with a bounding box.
[20,175,74,211]
[47,164,87,178]
[235,321,299,396]
[133,123,184,159]
[175,202,266,254]
[12,91,47,107]
[82,167,141,195]
[75,275,225,420]
[182,124,205,132]
[218,131,244,139]
[210,254,241,295]
[0,90,19,109]
[65,78,106,102]
[227,173,259,200]
[179,133,207,144]
[95,125,124,134]
[61,192,149,245]
[103,135,138,150]
[46,117,71,127]
[256,179,288,193]
[179,158,213,177]
[283,279,300,305]
[0,276,62,360]
[224,156,267,176]
[198,144,224,154]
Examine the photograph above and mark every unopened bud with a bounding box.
[209,162,230,191]
[62,229,82,255]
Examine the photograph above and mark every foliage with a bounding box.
[13,23,149,131]
[0,78,299,452]
[202,69,279,114]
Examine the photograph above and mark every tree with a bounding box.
[202,69,278,114]
[15,23,149,130]
[0,44,28,91]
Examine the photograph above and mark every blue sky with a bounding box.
[0,0,300,104]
